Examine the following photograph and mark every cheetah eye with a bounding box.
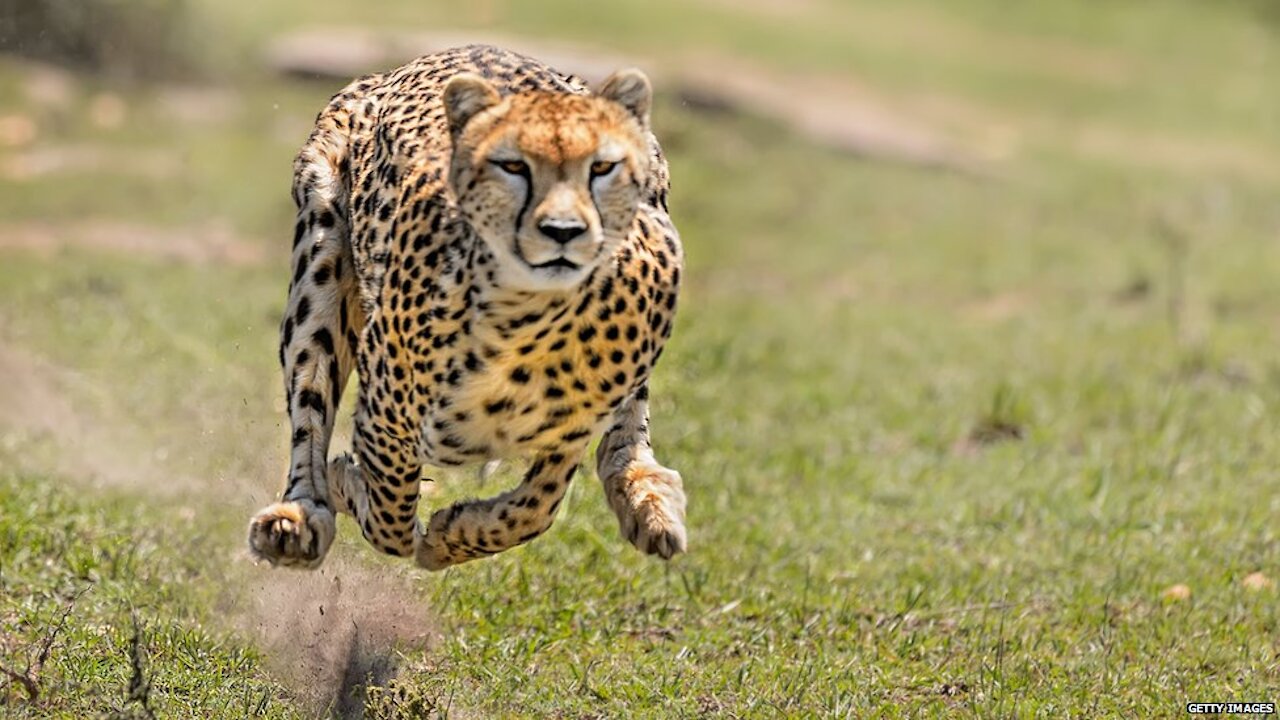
[491,159,529,176]
[590,160,619,178]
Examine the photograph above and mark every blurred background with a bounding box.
[2,0,1279,717]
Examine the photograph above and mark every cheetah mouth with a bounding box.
[529,257,581,271]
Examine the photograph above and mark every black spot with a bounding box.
[295,296,311,326]
[313,328,335,354]
[444,505,465,528]
[511,366,531,383]
[298,389,325,414]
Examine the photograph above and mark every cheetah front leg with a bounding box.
[414,449,585,570]
[248,140,362,569]
[596,384,687,559]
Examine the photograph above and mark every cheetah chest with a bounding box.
[418,320,649,466]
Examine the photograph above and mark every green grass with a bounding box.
[3,0,1280,716]
[0,473,297,717]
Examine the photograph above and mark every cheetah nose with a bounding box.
[537,220,587,244]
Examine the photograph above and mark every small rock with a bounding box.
[89,93,127,129]
[1242,572,1273,592]
[1161,583,1192,602]
[22,62,77,109]
[0,114,37,147]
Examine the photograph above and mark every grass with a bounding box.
[3,0,1280,716]
[0,473,296,717]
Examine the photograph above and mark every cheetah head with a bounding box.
[444,69,653,292]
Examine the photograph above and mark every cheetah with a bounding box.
[247,45,686,571]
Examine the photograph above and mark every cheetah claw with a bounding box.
[247,499,335,569]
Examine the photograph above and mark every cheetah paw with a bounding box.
[413,517,450,572]
[609,466,687,559]
[247,500,335,569]
[414,511,477,571]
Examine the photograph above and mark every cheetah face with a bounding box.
[444,70,654,292]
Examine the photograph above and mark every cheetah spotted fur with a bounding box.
[247,45,685,571]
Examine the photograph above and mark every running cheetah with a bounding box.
[247,45,685,571]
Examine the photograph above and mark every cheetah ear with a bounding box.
[599,68,652,126]
[443,73,501,134]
